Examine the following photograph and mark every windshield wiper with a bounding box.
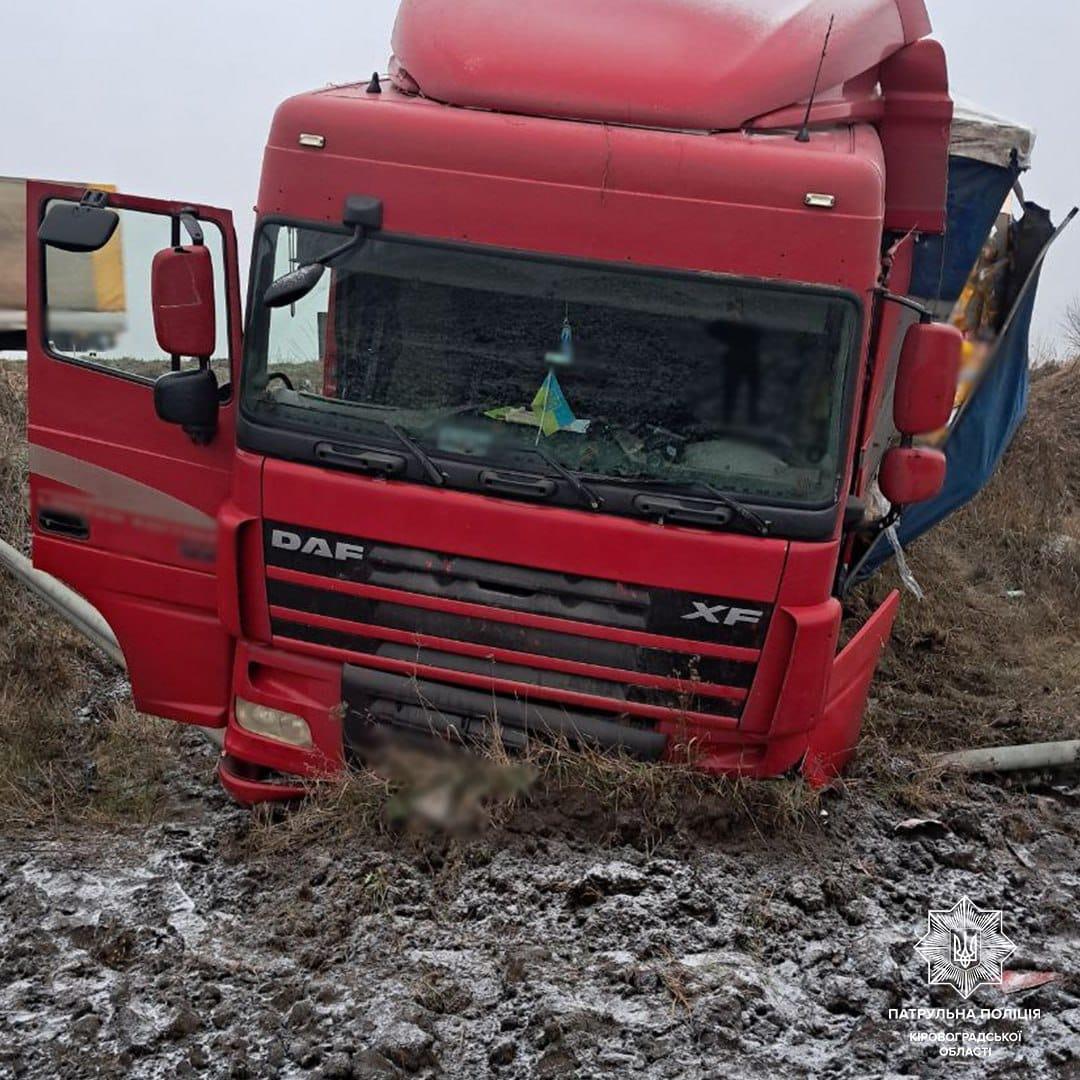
[580,474,770,535]
[698,483,771,536]
[383,422,445,486]
[517,445,603,511]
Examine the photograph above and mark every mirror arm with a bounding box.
[178,208,204,247]
[261,228,371,308]
[164,213,204,374]
[312,224,368,269]
[262,197,383,307]
[875,288,934,324]
[185,424,215,446]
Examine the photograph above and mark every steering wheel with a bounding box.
[265,372,294,391]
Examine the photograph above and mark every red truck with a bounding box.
[23,0,1053,801]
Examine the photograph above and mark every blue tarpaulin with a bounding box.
[910,156,1019,304]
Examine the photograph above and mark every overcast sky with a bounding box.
[4,1,1077,348]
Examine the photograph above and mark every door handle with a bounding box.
[38,509,90,540]
[479,470,557,499]
[315,442,407,478]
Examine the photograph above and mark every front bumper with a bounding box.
[218,754,308,805]
[217,590,900,803]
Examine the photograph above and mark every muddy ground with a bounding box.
[0,722,1077,1079]
[1,356,1079,1079]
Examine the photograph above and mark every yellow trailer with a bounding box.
[0,178,125,351]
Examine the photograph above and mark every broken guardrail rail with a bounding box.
[0,535,125,668]
[937,740,1080,774]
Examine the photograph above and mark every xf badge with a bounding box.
[681,602,763,628]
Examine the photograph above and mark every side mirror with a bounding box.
[152,245,216,356]
[38,200,119,253]
[879,446,946,506]
[894,322,962,435]
[262,193,383,308]
[154,367,219,444]
[263,263,326,309]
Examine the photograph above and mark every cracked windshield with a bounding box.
[245,225,858,505]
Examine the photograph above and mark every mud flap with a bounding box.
[802,590,900,786]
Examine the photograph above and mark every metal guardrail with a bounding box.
[0,536,126,669]
[937,740,1080,774]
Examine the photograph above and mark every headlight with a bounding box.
[234,697,313,748]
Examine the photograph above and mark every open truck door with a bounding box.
[25,183,242,727]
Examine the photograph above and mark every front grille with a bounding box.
[341,666,669,762]
[264,522,769,741]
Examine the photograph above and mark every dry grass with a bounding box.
[243,731,826,859]
[1062,298,1080,357]
[850,357,1080,801]
[523,740,825,843]
[0,363,28,548]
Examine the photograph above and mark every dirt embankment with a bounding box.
[0,358,1077,1078]
[855,359,1080,777]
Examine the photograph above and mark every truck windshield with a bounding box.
[243,225,858,508]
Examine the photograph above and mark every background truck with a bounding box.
[0,178,126,353]
[16,0,1070,801]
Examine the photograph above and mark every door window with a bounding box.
[43,202,229,383]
